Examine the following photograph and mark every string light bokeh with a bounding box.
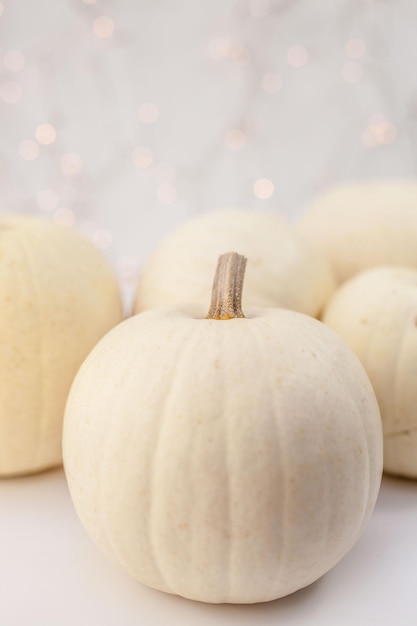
[1,0,416,300]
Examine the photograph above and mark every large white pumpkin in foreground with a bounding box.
[323,266,417,479]
[64,253,382,604]
[298,181,417,284]
[0,215,123,476]
[134,209,334,317]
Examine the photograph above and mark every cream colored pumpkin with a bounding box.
[134,209,334,317]
[323,266,417,479]
[0,215,123,476]
[64,253,382,604]
[298,181,417,284]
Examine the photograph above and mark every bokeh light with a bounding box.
[93,16,114,39]
[345,38,367,60]
[35,124,56,145]
[253,178,274,199]
[362,112,397,147]
[287,46,308,68]
[132,147,153,169]
[225,128,246,150]
[138,102,159,124]
[230,43,251,65]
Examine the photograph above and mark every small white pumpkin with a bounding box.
[134,209,334,317]
[323,266,417,479]
[0,215,123,476]
[298,181,417,284]
[64,252,382,604]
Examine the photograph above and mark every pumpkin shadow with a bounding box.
[150,575,324,624]
[0,463,64,483]
[0,465,67,508]
[376,475,417,514]
[213,577,321,614]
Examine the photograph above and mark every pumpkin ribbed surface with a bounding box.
[63,305,382,603]
[0,215,123,476]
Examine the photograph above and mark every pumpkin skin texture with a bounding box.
[63,302,382,603]
[298,181,417,284]
[322,266,417,479]
[134,209,335,317]
[0,215,123,477]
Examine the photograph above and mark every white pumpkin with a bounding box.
[323,266,417,479]
[134,209,334,317]
[298,181,417,284]
[64,252,382,604]
[0,215,123,476]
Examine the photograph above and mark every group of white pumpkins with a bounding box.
[1,180,416,604]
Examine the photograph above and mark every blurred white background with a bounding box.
[2,3,417,624]
[1,0,417,291]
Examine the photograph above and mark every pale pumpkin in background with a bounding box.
[134,209,334,317]
[0,215,123,477]
[323,266,417,479]
[64,252,382,604]
[298,181,417,284]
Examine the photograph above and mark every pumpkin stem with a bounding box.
[206,252,247,320]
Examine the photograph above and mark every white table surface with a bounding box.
[1,469,416,626]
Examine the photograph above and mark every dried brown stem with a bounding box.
[206,252,247,320]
